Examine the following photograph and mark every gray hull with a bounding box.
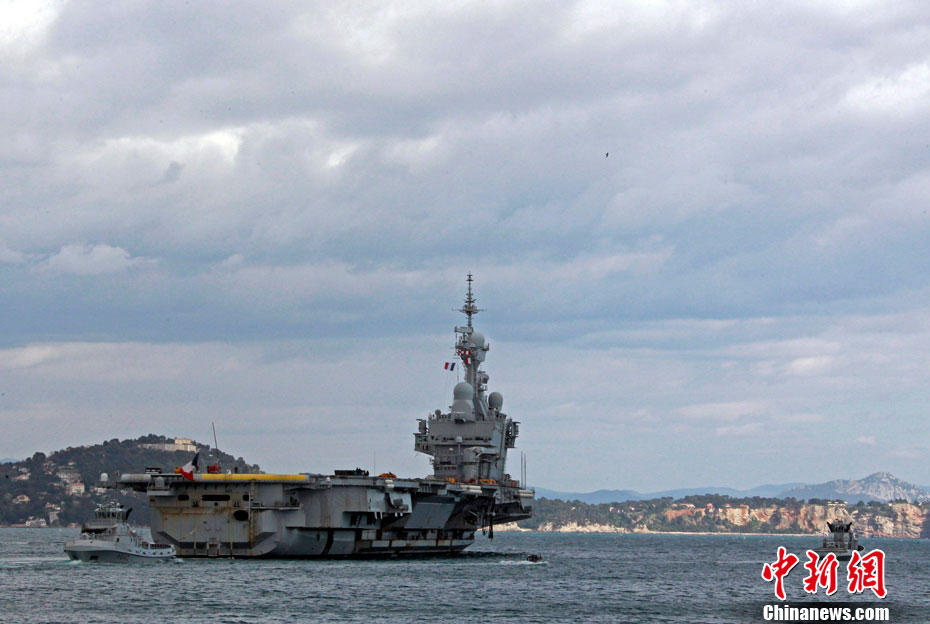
[65,541,175,562]
[124,473,533,558]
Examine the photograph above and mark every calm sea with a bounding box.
[1,529,926,623]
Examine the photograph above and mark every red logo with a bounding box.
[847,549,886,598]
[761,546,800,600]
[762,548,887,600]
[802,550,839,596]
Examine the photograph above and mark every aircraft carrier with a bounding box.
[120,276,534,557]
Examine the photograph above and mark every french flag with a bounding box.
[179,452,200,481]
[444,362,456,371]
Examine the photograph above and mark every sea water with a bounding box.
[1,529,927,623]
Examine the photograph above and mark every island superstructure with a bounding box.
[414,275,519,484]
[120,277,533,557]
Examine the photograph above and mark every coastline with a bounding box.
[495,526,816,537]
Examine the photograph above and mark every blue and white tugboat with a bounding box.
[65,475,175,562]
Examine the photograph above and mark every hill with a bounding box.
[0,435,260,527]
[778,472,930,504]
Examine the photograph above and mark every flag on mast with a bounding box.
[444,362,456,371]
[179,452,199,481]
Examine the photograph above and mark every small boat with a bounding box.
[65,499,175,562]
[813,520,864,561]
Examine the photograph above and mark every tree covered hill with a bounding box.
[0,434,260,526]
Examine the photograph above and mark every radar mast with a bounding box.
[457,273,483,328]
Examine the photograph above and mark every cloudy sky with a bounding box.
[1,1,929,491]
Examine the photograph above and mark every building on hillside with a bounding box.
[25,517,47,528]
[13,494,30,504]
[57,470,80,483]
[65,482,85,495]
[13,473,30,481]
[139,437,198,453]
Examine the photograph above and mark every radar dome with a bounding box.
[470,331,486,348]
[100,472,108,482]
[488,392,503,410]
[453,382,474,400]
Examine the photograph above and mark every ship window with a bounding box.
[242,494,250,501]
[177,494,189,501]
[232,510,249,521]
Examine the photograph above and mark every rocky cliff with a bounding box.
[511,496,930,538]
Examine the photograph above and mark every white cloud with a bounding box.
[562,0,721,41]
[0,0,61,58]
[890,446,922,460]
[844,62,930,114]
[41,243,156,275]
[786,355,834,376]
[678,401,764,422]
[782,413,824,424]
[0,344,60,370]
[0,245,25,264]
[715,422,763,437]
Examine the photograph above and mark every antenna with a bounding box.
[457,273,483,328]
[212,422,221,472]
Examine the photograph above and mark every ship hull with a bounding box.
[125,472,533,558]
[65,540,175,562]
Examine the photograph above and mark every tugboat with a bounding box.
[813,520,864,561]
[65,474,176,562]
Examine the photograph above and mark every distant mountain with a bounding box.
[779,472,930,504]
[534,482,806,505]
[533,488,641,504]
